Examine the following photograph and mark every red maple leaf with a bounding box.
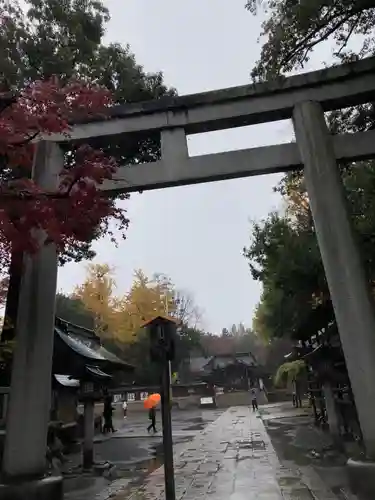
[0,77,129,268]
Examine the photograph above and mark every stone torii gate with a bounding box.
[1,57,375,498]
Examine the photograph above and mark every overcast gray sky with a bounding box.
[57,0,336,333]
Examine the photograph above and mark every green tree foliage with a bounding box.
[1,0,176,341]
[2,0,174,102]
[124,324,204,385]
[55,293,95,330]
[244,0,375,343]
[274,359,306,387]
[246,0,375,82]
[174,325,203,365]
[246,163,375,341]
[1,0,175,264]
[245,211,328,338]
[263,338,294,375]
[246,0,375,137]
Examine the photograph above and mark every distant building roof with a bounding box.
[86,365,112,379]
[55,317,100,342]
[189,356,212,374]
[97,345,129,366]
[212,352,258,368]
[141,315,179,328]
[54,374,80,388]
[189,351,258,375]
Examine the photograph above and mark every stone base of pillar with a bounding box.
[347,458,375,499]
[83,449,94,471]
[0,475,62,500]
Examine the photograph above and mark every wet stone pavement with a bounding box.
[64,410,223,500]
[261,403,358,499]
[104,407,347,500]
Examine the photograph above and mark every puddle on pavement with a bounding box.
[64,412,220,498]
[284,488,315,499]
[263,411,357,498]
[117,442,164,475]
[64,445,165,495]
[265,418,346,467]
[277,477,316,500]
[278,476,300,487]
[64,432,198,498]
[131,457,163,479]
[184,423,205,431]
[64,474,104,491]
[236,455,261,462]
[187,416,204,424]
[234,439,266,451]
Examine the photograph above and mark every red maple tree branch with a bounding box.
[0,77,128,266]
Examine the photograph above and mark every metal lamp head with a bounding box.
[142,315,177,362]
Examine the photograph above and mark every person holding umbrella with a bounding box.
[144,393,160,434]
[147,406,157,434]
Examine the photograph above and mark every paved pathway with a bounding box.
[98,407,345,500]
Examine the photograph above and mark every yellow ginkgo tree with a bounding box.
[73,263,117,338]
[113,270,176,343]
[71,264,201,346]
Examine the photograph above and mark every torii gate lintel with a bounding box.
[3,57,375,497]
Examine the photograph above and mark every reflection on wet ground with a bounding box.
[64,409,222,500]
[65,404,359,500]
[261,405,358,499]
[69,405,360,500]
[64,445,165,500]
[183,423,206,431]
[111,407,328,500]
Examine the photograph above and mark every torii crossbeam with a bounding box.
[2,57,375,499]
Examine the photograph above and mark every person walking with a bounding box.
[122,399,128,419]
[251,387,259,412]
[292,378,302,408]
[103,396,116,433]
[147,406,157,434]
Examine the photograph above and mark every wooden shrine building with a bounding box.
[288,300,362,445]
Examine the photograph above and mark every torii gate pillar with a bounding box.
[0,142,63,500]
[293,101,375,461]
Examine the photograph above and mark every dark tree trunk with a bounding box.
[2,249,23,342]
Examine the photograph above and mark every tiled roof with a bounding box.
[55,321,133,370]
[54,374,80,387]
[189,356,212,373]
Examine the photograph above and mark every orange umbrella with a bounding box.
[144,393,161,409]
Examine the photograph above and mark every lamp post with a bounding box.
[80,380,97,470]
[164,295,173,402]
[143,315,177,500]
